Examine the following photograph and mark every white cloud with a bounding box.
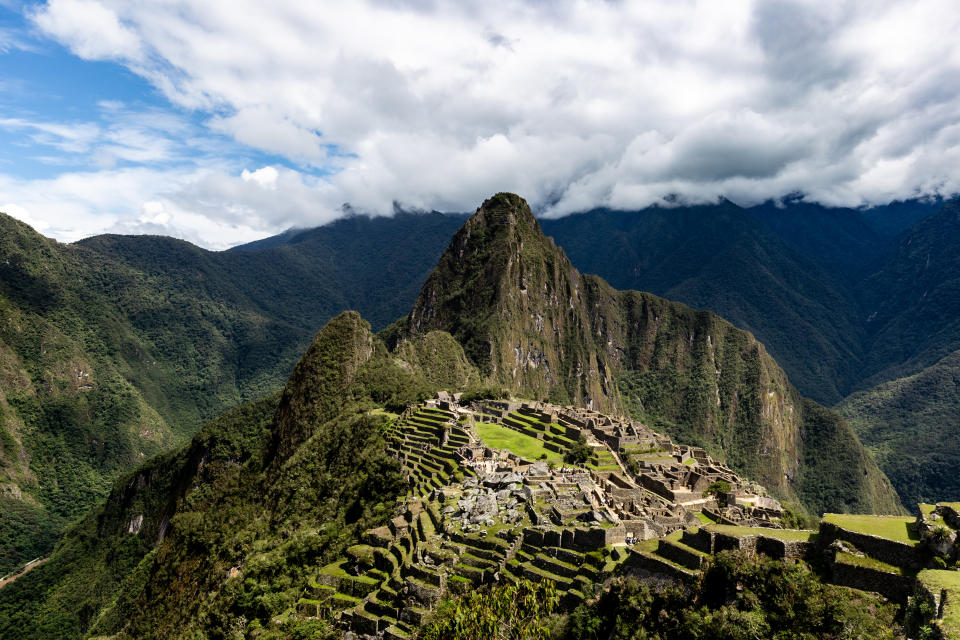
[0,24,40,53]
[30,0,142,61]
[0,164,344,249]
[13,0,960,245]
[241,166,279,190]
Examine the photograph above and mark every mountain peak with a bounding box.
[405,192,580,391]
[471,192,540,232]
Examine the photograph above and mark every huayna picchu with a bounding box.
[0,193,956,639]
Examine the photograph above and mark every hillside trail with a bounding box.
[0,557,48,591]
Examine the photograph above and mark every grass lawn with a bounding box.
[475,422,563,462]
[918,570,960,637]
[587,463,621,471]
[822,514,920,545]
[319,560,351,577]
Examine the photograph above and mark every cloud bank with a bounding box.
[5,0,960,246]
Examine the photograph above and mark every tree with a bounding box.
[703,480,732,507]
[565,434,591,466]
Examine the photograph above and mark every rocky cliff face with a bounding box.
[405,193,900,515]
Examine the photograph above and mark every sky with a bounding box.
[1,0,959,249]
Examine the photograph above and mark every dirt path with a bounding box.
[0,557,48,591]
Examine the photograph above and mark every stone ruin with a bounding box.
[295,395,787,639]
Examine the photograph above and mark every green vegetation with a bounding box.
[822,514,919,544]
[778,501,819,530]
[475,422,561,462]
[703,480,731,506]
[835,551,905,576]
[401,193,900,516]
[564,434,592,466]
[416,551,901,640]
[542,203,867,407]
[421,578,559,640]
[2,190,954,577]
[2,191,951,637]
[0,311,471,639]
[706,524,816,543]
[797,399,904,516]
[0,209,470,572]
[839,349,960,506]
[0,499,60,578]
[564,550,900,639]
[694,512,714,525]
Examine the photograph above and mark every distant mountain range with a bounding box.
[0,194,954,576]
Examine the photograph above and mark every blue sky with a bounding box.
[1,0,959,248]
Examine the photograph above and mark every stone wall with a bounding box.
[820,521,924,569]
[713,531,758,554]
[830,561,913,602]
[940,505,960,530]
[755,536,813,561]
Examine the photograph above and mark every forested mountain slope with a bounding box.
[0,210,468,573]
[0,311,477,639]
[539,203,864,405]
[839,349,960,506]
[0,193,950,574]
[858,201,960,390]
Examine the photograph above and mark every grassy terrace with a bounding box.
[475,421,563,462]
[695,512,714,525]
[822,514,920,545]
[835,551,906,576]
[705,524,817,542]
[506,412,575,443]
[635,529,682,553]
[918,570,960,637]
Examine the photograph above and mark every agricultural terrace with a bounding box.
[822,514,920,545]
